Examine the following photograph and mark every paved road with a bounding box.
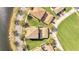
[0,7,13,51]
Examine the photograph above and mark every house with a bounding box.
[44,13,54,24]
[29,7,46,20]
[25,27,49,39]
[53,7,65,15]
[40,28,49,39]
[25,27,39,39]
[29,7,55,24]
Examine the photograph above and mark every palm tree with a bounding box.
[19,20,25,26]
[13,30,19,36]
[20,28,27,41]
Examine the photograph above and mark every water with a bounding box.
[0,7,13,51]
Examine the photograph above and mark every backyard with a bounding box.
[26,39,47,50]
[27,15,45,27]
[57,13,79,50]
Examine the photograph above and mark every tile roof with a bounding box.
[40,28,49,39]
[44,14,54,24]
[25,27,39,39]
[29,7,46,20]
[53,7,65,14]
[25,27,49,39]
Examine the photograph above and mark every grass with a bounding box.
[57,13,79,50]
[27,15,46,27]
[26,39,48,50]
[65,7,72,12]
[28,18,40,27]
[27,15,40,27]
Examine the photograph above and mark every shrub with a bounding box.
[27,15,33,20]
[19,20,25,26]
[45,37,53,45]
[26,44,30,50]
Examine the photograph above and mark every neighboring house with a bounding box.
[29,7,55,24]
[25,27,49,39]
[53,7,65,16]
[29,7,46,20]
[44,13,55,24]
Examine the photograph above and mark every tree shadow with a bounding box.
[27,15,33,20]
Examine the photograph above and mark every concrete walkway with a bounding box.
[51,8,76,51]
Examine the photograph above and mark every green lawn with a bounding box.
[65,7,72,12]
[28,18,40,27]
[27,15,46,27]
[57,13,79,51]
[26,39,48,50]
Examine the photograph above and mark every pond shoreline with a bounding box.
[0,8,13,51]
[8,8,19,51]
[7,7,13,51]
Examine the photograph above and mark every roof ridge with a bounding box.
[26,28,38,38]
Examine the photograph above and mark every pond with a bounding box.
[0,7,13,51]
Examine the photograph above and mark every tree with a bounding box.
[27,14,33,20]
[45,37,53,45]
[13,30,19,36]
[14,41,19,47]
[20,28,27,41]
[20,34,25,41]
[47,24,54,30]
[26,44,30,50]
[19,20,25,26]
[15,20,19,25]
